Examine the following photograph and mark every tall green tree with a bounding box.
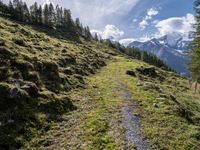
[37,5,42,25]
[30,2,38,24]
[8,1,14,17]
[43,4,49,26]
[55,5,63,26]
[190,0,200,83]
[62,8,73,29]
[22,2,29,22]
[48,3,55,27]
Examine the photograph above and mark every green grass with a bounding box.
[1,17,200,150]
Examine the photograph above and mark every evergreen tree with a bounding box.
[190,0,200,83]
[55,5,63,26]
[94,33,99,41]
[43,4,49,26]
[30,2,38,24]
[62,8,73,29]
[8,1,14,17]
[37,5,42,25]
[0,0,8,15]
[22,2,29,22]
[48,3,55,27]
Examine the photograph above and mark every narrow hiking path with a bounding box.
[118,83,150,150]
[25,56,150,150]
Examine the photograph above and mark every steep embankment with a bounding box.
[0,17,117,149]
[0,18,200,150]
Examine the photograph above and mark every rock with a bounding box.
[11,79,39,97]
[126,70,136,77]
[142,82,163,92]
[136,66,158,78]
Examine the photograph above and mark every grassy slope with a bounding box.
[24,56,200,150]
[0,17,117,149]
[0,18,200,149]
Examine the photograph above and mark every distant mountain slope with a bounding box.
[128,33,192,76]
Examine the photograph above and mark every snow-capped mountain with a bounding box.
[128,33,193,76]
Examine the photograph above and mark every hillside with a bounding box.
[0,17,200,150]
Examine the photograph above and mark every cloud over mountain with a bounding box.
[91,25,124,40]
[155,13,195,36]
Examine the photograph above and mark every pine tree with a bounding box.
[48,3,55,27]
[43,4,49,26]
[84,26,92,39]
[37,5,42,25]
[62,8,73,29]
[55,5,62,26]
[94,33,99,41]
[190,0,200,83]
[22,2,29,22]
[0,0,8,15]
[30,2,38,24]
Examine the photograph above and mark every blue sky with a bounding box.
[3,0,196,43]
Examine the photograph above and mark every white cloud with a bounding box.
[91,25,124,40]
[60,0,140,28]
[139,7,159,30]
[120,36,151,46]
[139,20,149,30]
[119,39,136,46]
[147,8,159,16]
[155,13,196,36]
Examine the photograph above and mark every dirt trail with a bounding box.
[118,83,150,150]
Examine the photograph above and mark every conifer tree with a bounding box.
[8,1,14,17]
[38,5,42,25]
[30,2,38,24]
[48,3,55,27]
[62,8,73,29]
[22,2,29,22]
[43,4,49,26]
[190,0,200,83]
[94,33,99,41]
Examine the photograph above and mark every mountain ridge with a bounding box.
[128,32,192,76]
